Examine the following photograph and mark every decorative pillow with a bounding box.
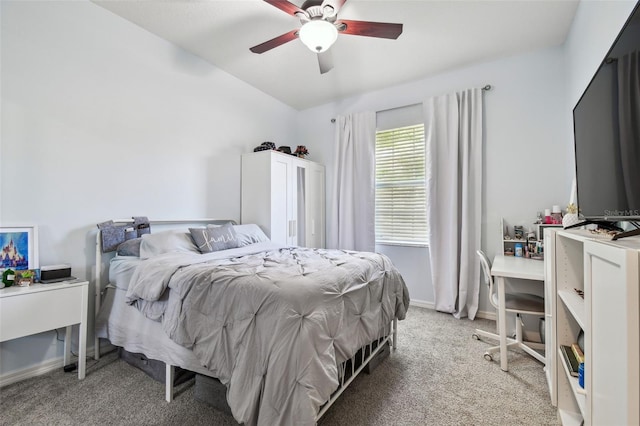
[189,223,239,253]
[116,238,142,257]
[233,224,270,246]
[139,230,199,258]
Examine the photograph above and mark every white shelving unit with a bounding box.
[551,229,588,424]
[543,228,557,405]
[500,217,530,256]
[557,290,585,330]
[547,228,640,425]
[501,217,558,258]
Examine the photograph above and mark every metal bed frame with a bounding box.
[316,329,397,421]
[94,219,398,422]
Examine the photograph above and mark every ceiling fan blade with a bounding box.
[263,0,306,17]
[336,19,403,39]
[250,30,299,54]
[318,51,334,74]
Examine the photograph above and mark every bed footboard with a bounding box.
[315,317,398,422]
[162,317,399,421]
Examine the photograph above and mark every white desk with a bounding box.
[0,280,89,379]
[491,255,545,371]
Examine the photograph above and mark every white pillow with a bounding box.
[139,229,199,258]
[234,224,270,246]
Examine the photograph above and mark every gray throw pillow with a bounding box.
[189,223,239,253]
[116,238,142,257]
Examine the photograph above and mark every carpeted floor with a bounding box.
[0,307,559,425]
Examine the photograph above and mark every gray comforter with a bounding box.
[125,242,409,425]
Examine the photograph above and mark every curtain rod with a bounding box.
[330,84,492,123]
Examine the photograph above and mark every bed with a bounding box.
[95,219,409,425]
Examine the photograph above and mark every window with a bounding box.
[375,124,427,245]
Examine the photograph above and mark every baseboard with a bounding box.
[0,345,95,388]
[409,300,496,322]
[409,299,435,309]
[475,309,496,321]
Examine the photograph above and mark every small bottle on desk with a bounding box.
[515,243,524,257]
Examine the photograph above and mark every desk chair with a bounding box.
[472,250,545,367]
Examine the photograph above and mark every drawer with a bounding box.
[0,284,85,342]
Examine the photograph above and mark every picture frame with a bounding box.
[0,226,39,271]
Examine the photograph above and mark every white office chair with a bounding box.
[472,250,546,366]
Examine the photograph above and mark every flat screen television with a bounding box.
[572,2,640,239]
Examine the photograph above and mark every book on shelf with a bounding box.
[571,343,585,364]
[560,344,580,377]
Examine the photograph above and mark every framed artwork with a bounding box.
[0,226,39,270]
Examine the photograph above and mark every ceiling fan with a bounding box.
[250,0,403,74]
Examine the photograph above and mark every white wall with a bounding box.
[565,0,638,109]
[0,0,297,377]
[561,0,638,195]
[297,46,570,315]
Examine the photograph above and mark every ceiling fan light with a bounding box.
[299,20,338,53]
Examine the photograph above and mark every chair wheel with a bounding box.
[484,353,493,362]
[472,333,480,340]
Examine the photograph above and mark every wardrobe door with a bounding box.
[305,163,325,248]
[295,163,306,247]
[271,154,293,246]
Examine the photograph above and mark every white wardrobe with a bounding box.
[241,150,325,248]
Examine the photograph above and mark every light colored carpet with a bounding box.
[0,307,559,425]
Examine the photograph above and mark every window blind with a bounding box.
[375,124,427,245]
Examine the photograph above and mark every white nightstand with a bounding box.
[0,280,89,379]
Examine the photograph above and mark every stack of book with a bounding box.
[572,343,585,364]
[560,343,585,377]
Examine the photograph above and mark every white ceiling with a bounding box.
[93,0,580,110]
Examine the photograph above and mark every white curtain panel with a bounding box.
[329,112,376,252]
[424,88,483,319]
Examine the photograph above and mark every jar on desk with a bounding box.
[551,205,563,224]
[515,243,524,257]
